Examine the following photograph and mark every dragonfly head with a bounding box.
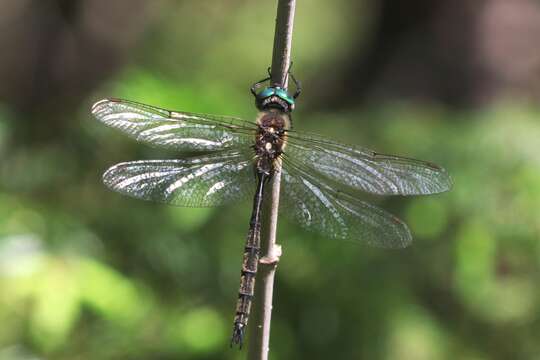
[254,86,295,113]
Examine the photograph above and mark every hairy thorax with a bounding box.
[254,109,290,175]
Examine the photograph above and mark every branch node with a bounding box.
[260,244,282,265]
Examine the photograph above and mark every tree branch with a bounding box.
[247,1,296,359]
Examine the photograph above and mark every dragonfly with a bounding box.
[91,72,451,348]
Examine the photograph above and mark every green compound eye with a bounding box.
[255,86,295,112]
[274,88,295,105]
[259,87,276,98]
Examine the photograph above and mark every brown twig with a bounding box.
[246,0,296,359]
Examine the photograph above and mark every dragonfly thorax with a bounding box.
[256,109,291,130]
[254,110,289,175]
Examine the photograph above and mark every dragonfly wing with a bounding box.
[280,164,412,248]
[103,150,255,207]
[92,98,254,152]
[284,132,451,195]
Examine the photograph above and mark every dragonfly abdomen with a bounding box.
[231,232,260,347]
[231,172,268,348]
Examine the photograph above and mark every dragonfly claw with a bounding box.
[230,323,245,349]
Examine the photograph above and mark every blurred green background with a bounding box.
[1,1,540,359]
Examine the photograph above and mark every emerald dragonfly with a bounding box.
[92,73,451,348]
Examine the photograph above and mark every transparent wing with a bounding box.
[284,131,451,195]
[92,98,255,152]
[103,150,255,207]
[280,158,412,248]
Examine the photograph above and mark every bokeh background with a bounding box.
[1,1,540,359]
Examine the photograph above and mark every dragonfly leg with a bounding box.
[288,71,302,99]
[251,75,271,97]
